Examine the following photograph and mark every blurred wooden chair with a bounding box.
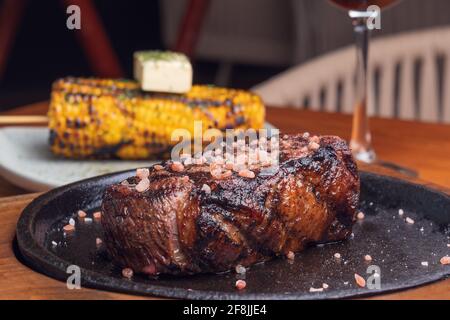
[174,0,209,57]
[0,0,123,81]
[253,26,450,124]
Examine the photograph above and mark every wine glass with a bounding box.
[329,0,400,163]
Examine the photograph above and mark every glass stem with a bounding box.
[350,15,376,163]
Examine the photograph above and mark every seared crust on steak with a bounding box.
[101,133,359,275]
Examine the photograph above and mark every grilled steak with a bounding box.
[101,133,359,275]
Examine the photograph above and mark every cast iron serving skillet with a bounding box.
[16,170,450,299]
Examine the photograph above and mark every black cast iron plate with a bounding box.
[16,171,450,299]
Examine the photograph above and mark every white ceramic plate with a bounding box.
[0,124,276,192]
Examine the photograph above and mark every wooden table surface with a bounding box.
[0,102,449,300]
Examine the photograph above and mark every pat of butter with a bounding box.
[134,50,192,93]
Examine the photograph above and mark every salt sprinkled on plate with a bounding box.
[93,211,102,220]
[440,256,450,265]
[287,251,295,260]
[77,210,87,218]
[235,279,246,290]
[354,273,366,288]
[235,265,246,274]
[122,268,133,279]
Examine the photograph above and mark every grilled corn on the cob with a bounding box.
[48,77,265,159]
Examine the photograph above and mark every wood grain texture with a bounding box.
[0,102,449,300]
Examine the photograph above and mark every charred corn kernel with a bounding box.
[48,77,265,159]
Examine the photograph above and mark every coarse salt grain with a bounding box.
[308,141,320,151]
[421,261,429,266]
[364,255,372,262]
[354,273,366,288]
[322,283,329,289]
[357,211,365,220]
[135,178,150,192]
[398,209,404,216]
[287,251,295,260]
[235,265,246,274]
[63,224,75,232]
[406,217,415,224]
[303,132,310,139]
[309,287,324,293]
[136,168,150,179]
[171,161,185,172]
[154,164,164,171]
[440,256,450,265]
[122,268,134,279]
[93,211,102,220]
[235,279,246,290]
[77,210,87,218]
[334,253,341,259]
[201,184,211,194]
[238,169,255,179]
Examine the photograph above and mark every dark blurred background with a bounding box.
[1,0,450,110]
[0,0,164,109]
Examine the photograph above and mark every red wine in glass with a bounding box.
[330,0,398,11]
